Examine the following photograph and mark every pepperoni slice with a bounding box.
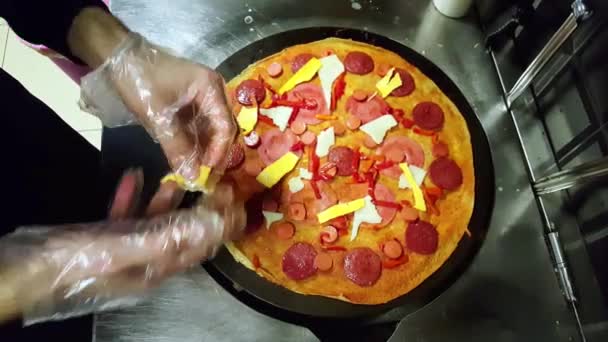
[332,121,346,136]
[382,240,403,259]
[352,90,368,101]
[390,68,415,97]
[287,83,326,125]
[314,253,333,271]
[291,53,314,73]
[236,79,266,106]
[282,242,318,280]
[290,120,307,135]
[346,95,390,124]
[276,222,295,240]
[288,202,306,221]
[328,146,357,176]
[376,136,425,178]
[226,144,245,170]
[405,220,438,255]
[346,115,361,130]
[413,102,444,131]
[267,62,283,78]
[432,141,449,158]
[401,206,419,222]
[344,248,382,287]
[373,184,398,227]
[300,131,316,145]
[429,157,463,190]
[344,51,374,75]
[258,128,299,165]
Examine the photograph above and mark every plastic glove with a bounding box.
[80,33,236,190]
[0,170,245,325]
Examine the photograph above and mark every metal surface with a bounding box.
[534,157,608,195]
[96,0,580,341]
[505,1,592,106]
[488,1,608,340]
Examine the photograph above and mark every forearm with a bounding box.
[68,7,130,68]
[0,0,108,61]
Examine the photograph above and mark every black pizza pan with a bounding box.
[204,27,495,323]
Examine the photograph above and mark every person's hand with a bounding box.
[71,8,237,190]
[0,170,245,324]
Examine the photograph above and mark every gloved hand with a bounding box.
[0,170,245,325]
[80,33,237,190]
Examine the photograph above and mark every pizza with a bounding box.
[221,37,474,305]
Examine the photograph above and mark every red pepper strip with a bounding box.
[311,148,320,177]
[258,114,275,125]
[310,180,322,199]
[337,228,349,237]
[374,160,396,170]
[425,186,443,198]
[319,162,336,173]
[400,199,412,207]
[382,254,409,269]
[322,245,347,252]
[318,162,337,181]
[330,216,349,230]
[272,98,304,107]
[308,140,316,173]
[413,127,436,136]
[252,254,261,268]
[330,73,346,111]
[288,106,300,125]
[366,171,377,199]
[319,232,330,245]
[373,200,403,210]
[352,148,361,174]
[423,190,440,215]
[258,75,277,95]
[401,118,414,129]
[290,141,305,152]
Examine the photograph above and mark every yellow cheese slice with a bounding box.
[161,173,186,188]
[256,152,300,188]
[399,162,426,212]
[161,165,213,192]
[278,58,322,95]
[376,68,403,98]
[236,106,258,134]
[317,198,366,224]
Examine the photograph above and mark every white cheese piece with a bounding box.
[350,195,382,241]
[318,54,345,111]
[398,165,427,189]
[359,114,398,144]
[299,168,313,180]
[288,176,305,193]
[315,126,335,157]
[259,106,293,132]
[262,211,284,229]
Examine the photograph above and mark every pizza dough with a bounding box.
[223,37,475,305]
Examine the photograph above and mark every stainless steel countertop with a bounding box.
[97,0,580,340]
